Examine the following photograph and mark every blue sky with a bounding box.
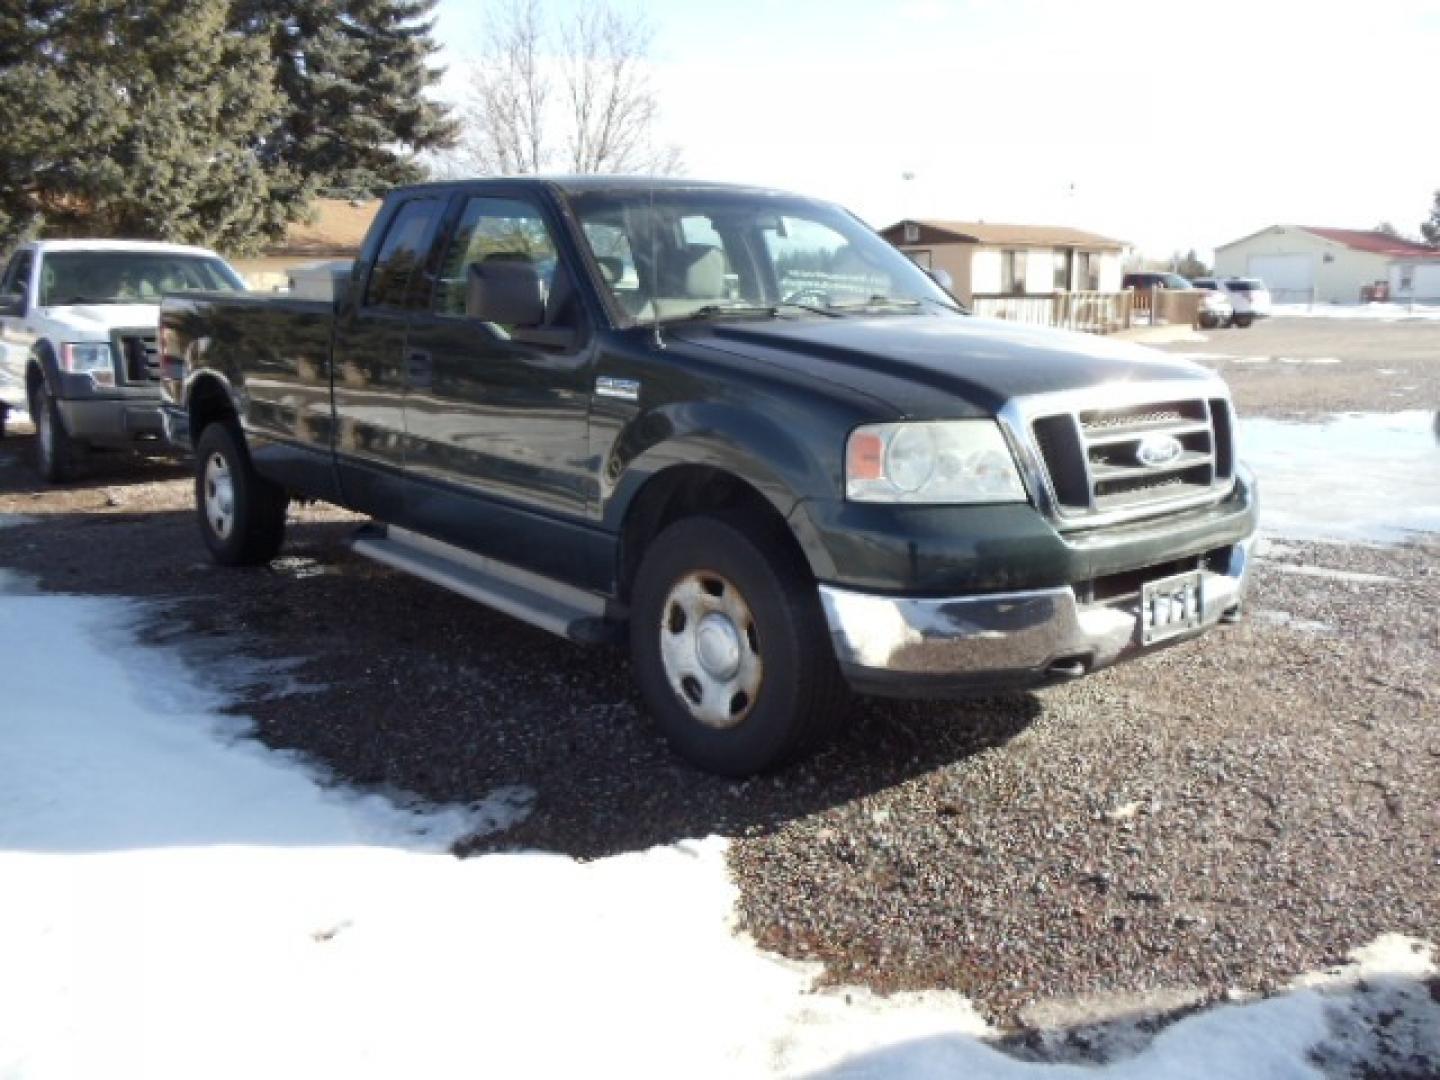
[432,0,1440,258]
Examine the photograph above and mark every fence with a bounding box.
[970,290,1134,334]
[1131,288,1205,327]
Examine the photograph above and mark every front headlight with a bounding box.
[845,420,1027,504]
[59,342,116,387]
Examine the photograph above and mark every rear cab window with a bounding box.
[365,199,445,309]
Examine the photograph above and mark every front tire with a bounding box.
[1234,313,1254,328]
[34,384,79,483]
[193,422,288,566]
[629,512,848,776]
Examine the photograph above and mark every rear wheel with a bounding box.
[629,512,848,776]
[193,421,288,566]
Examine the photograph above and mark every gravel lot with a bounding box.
[1150,316,1440,418]
[1,317,1436,1040]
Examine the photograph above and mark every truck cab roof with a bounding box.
[19,238,226,259]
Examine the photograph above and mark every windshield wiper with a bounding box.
[685,303,779,319]
[774,301,843,318]
[825,295,923,311]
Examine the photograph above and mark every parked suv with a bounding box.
[1192,277,1271,328]
[0,240,245,478]
[161,177,1256,776]
[1122,271,1232,329]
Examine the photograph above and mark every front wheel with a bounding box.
[629,513,848,776]
[1234,313,1254,328]
[193,422,289,566]
[33,385,80,483]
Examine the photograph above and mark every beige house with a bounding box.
[1214,225,1438,304]
[229,198,382,291]
[880,219,1127,307]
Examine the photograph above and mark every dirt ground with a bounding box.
[1,316,1436,1037]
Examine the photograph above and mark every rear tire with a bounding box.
[34,384,79,483]
[194,421,288,566]
[629,512,848,776]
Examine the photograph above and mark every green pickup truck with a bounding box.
[160,177,1256,775]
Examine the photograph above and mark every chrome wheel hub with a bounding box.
[203,452,235,540]
[659,571,762,729]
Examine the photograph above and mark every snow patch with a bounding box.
[1242,411,1440,543]
[1273,302,1440,321]
[1265,563,1398,585]
[1,586,1436,1079]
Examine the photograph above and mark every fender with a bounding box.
[600,399,844,580]
[25,341,59,405]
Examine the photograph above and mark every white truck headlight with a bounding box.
[59,342,116,387]
[845,420,1027,504]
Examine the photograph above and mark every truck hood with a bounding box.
[670,314,1217,418]
[38,303,159,335]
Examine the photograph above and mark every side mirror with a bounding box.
[925,267,954,292]
[466,259,545,327]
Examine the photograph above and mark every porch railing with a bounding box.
[969,290,1134,334]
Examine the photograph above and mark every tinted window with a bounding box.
[365,199,443,309]
[1226,279,1258,292]
[2,251,34,297]
[432,197,559,318]
[39,252,242,306]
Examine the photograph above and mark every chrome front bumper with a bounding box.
[819,538,1253,696]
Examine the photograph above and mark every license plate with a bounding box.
[1141,571,1203,645]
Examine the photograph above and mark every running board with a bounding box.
[350,524,623,645]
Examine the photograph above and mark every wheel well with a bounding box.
[188,376,236,441]
[25,346,51,408]
[617,466,809,602]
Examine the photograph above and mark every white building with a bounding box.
[881,220,1126,307]
[1213,225,1438,304]
[1390,255,1440,301]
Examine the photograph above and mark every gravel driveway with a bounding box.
[1,318,1435,1035]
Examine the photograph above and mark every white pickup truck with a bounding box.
[0,239,245,479]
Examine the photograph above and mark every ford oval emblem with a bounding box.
[1136,434,1183,467]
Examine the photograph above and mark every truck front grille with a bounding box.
[114,330,160,384]
[1027,395,1236,522]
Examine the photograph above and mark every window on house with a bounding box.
[1399,266,1414,292]
[1077,252,1101,291]
[907,250,933,270]
[1053,251,1069,291]
[1001,250,1026,294]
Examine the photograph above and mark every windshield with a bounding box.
[1161,273,1193,289]
[565,189,961,325]
[40,251,244,306]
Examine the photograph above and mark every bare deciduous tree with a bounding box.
[444,0,682,178]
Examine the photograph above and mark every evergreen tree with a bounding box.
[233,0,458,198]
[0,0,304,253]
[1423,192,1440,246]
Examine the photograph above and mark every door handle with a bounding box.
[406,350,433,386]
